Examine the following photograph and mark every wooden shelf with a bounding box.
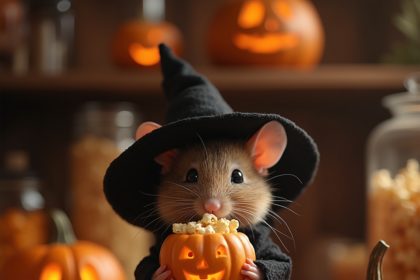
[1,64,419,95]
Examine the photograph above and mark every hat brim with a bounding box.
[104,112,319,229]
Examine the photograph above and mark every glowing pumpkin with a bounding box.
[207,0,324,68]
[160,233,256,280]
[112,20,182,68]
[0,210,126,280]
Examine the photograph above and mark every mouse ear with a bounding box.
[135,122,162,140]
[246,121,287,175]
[154,149,178,174]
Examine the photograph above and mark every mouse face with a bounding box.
[135,120,288,229]
[157,141,273,227]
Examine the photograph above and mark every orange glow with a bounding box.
[238,0,265,28]
[183,270,225,280]
[80,264,98,280]
[129,43,160,66]
[196,259,209,270]
[40,263,62,280]
[146,29,164,45]
[233,33,299,53]
[180,246,195,260]
[272,0,293,19]
[216,245,227,258]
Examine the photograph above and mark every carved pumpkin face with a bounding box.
[208,0,324,68]
[160,233,255,280]
[0,241,126,280]
[0,211,126,280]
[112,20,182,68]
[234,0,300,53]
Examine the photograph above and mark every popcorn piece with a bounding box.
[229,219,239,233]
[214,218,230,234]
[172,214,241,234]
[200,213,218,226]
[172,223,187,234]
[186,222,197,234]
[204,225,215,234]
[195,225,206,235]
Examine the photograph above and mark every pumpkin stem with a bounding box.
[51,209,77,244]
[366,240,389,280]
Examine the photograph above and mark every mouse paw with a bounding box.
[241,258,263,280]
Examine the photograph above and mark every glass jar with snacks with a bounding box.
[367,73,420,279]
[70,102,154,277]
[0,150,48,269]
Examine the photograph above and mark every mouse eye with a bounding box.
[186,168,198,183]
[231,169,244,184]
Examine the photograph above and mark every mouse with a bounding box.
[134,120,290,280]
[103,44,319,280]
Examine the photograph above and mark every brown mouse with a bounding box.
[135,119,288,280]
[136,120,287,229]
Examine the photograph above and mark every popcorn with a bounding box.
[200,213,218,226]
[172,214,240,234]
[369,159,420,278]
[172,223,187,234]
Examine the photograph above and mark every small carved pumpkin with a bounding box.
[160,233,256,280]
[208,0,324,68]
[112,20,182,68]
[0,210,126,280]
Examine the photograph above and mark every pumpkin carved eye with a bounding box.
[238,0,265,28]
[40,263,62,280]
[80,264,98,280]
[216,245,227,258]
[272,0,292,20]
[180,246,195,259]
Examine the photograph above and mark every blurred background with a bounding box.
[0,0,419,279]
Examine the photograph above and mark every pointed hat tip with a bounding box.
[158,43,175,64]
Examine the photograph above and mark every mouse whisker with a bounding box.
[140,190,196,201]
[264,173,303,185]
[270,203,301,216]
[260,219,290,253]
[196,133,209,160]
[235,207,292,252]
[164,180,201,199]
[232,210,256,242]
[267,209,296,247]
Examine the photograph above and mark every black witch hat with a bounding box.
[103,44,319,230]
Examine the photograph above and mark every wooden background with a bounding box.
[1,0,419,279]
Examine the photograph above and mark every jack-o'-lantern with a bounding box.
[207,0,324,68]
[0,210,126,280]
[112,20,182,68]
[160,233,255,280]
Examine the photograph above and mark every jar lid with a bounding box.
[0,151,44,211]
[383,73,420,113]
[28,0,72,13]
[0,150,41,189]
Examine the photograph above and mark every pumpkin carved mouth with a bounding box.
[183,270,225,280]
[233,33,299,53]
[129,43,160,66]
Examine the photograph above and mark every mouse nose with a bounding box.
[204,198,221,213]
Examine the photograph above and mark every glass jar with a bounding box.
[0,150,48,269]
[0,0,29,74]
[367,74,420,279]
[28,0,74,74]
[70,102,154,277]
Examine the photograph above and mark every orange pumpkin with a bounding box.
[160,233,256,280]
[207,0,324,68]
[0,210,126,280]
[112,20,182,68]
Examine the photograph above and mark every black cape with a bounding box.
[135,224,291,280]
